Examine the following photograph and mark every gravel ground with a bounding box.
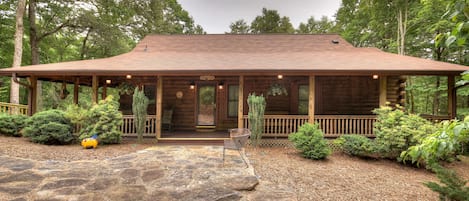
[1,136,468,201]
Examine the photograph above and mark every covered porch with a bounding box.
[0,34,465,140]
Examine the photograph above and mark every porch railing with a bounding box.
[0,102,28,115]
[243,115,309,138]
[121,115,157,137]
[315,115,376,137]
[242,115,375,137]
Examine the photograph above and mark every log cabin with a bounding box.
[1,34,468,141]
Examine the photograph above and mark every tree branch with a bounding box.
[37,20,69,41]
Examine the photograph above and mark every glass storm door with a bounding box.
[197,85,216,126]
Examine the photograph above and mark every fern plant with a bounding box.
[425,164,469,201]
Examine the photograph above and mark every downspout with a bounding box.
[12,73,32,89]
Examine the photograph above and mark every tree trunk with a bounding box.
[28,0,42,111]
[10,0,27,105]
[396,1,408,56]
[80,28,92,60]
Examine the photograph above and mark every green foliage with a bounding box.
[250,8,294,33]
[79,96,123,144]
[373,105,438,159]
[401,117,469,167]
[424,164,469,201]
[247,93,266,147]
[118,82,135,96]
[297,16,335,34]
[22,110,74,145]
[0,114,28,137]
[442,0,469,49]
[132,87,149,143]
[289,123,331,160]
[334,135,376,157]
[64,104,88,125]
[229,19,250,34]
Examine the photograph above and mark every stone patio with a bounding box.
[0,145,263,201]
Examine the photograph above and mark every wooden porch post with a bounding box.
[448,75,456,119]
[156,76,163,140]
[28,76,37,115]
[73,77,79,105]
[379,76,387,106]
[102,84,107,100]
[92,75,98,103]
[238,75,244,129]
[308,75,315,123]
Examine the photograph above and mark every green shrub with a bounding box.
[22,110,75,145]
[401,117,469,167]
[289,123,331,160]
[334,135,375,157]
[64,104,88,125]
[373,105,437,159]
[0,114,28,137]
[424,164,469,201]
[79,95,123,144]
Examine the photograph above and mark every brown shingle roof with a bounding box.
[1,34,468,76]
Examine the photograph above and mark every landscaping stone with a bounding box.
[2,159,35,171]
[0,146,273,200]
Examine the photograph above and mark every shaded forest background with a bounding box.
[0,0,468,117]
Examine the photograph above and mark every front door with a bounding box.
[197,85,216,126]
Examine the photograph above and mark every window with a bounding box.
[228,85,239,117]
[298,85,309,115]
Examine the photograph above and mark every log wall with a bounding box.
[118,75,403,131]
[315,76,380,115]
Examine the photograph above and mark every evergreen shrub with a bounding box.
[289,123,331,160]
[373,105,437,159]
[22,110,75,145]
[0,114,28,137]
[334,134,375,157]
[79,95,123,144]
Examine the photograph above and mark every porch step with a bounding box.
[195,126,217,132]
[158,140,223,145]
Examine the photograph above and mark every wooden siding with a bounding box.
[315,76,379,115]
[244,76,308,115]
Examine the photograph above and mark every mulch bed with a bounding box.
[246,147,469,201]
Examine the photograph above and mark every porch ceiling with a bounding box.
[1,34,468,77]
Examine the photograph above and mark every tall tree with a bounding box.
[123,0,205,39]
[297,16,335,34]
[228,19,250,34]
[10,0,26,104]
[28,0,78,111]
[250,8,294,33]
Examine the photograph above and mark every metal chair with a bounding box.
[223,128,251,167]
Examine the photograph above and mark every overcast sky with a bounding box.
[178,0,342,34]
